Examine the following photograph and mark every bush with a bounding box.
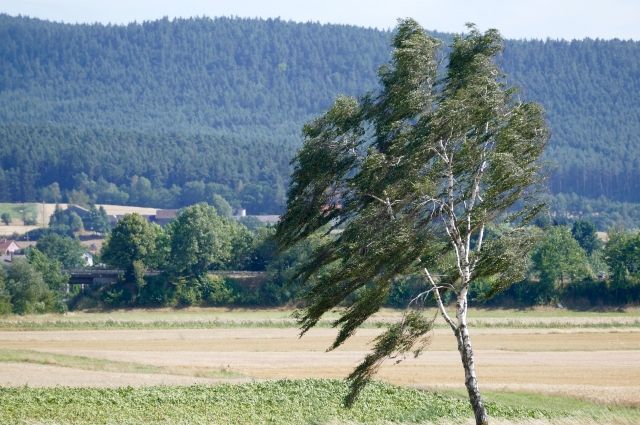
[201,275,235,305]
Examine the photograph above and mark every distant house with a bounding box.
[153,209,179,227]
[82,252,94,267]
[0,239,21,262]
[66,205,91,219]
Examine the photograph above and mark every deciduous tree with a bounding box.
[277,19,548,425]
[35,234,85,269]
[531,226,589,292]
[101,213,162,303]
[571,220,600,255]
[166,204,234,279]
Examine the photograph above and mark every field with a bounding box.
[1,308,639,424]
[0,202,160,236]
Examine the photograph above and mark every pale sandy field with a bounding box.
[1,308,639,407]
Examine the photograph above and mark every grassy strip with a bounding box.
[0,349,242,379]
[440,388,640,423]
[0,379,555,424]
[0,318,639,331]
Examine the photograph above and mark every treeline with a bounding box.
[0,125,291,212]
[0,15,390,213]
[501,38,640,203]
[548,193,640,231]
[0,15,639,218]
[1,206,639,314]
[389,221,640,309]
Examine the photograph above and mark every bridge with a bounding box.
[65,269,266,286]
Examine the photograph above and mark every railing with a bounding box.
[64,269,266,285]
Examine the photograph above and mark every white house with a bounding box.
[82,252,94,267]
[0,239,21,262]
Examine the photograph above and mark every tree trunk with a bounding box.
[455,322,489,425]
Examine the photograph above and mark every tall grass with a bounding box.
[0,318,638,331]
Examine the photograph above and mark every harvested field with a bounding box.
[1,308,639,407]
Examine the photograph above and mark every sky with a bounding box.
[2,0,639,40]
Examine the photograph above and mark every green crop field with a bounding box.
[0,379,622,425]
[0,380,638,424]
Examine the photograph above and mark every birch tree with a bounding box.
[276,19,548,425]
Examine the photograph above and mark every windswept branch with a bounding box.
[423,267,457,331]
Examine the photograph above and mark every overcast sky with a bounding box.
[3,0,639,40]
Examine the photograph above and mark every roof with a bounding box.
[155,209,179,220]
[0,239,20,252]
[251,215,280,224]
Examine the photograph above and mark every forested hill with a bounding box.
[1,15,639,221]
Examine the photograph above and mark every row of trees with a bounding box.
[1,212,638,315]
[97,204,276,307]
[0,127,290,213]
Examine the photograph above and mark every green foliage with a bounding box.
[166,204,235,278]
[40,182,62,203]
[2,260,61,314]
[84,205,111,233]
[0,269,11,315]
[101,214,161,270]
[27,249,69,299]
[345,312,434,406]
[605,230,640,289]
[278,20,548,412]
[531,226,590,293]
[101,213,162,304]
[0,212,10,225]
[0,379,554,424]
[35,233,85,268]
[571,220,601,254]
[210,194,233,218]
[0,15,638,219]
[49,206,84,236]
[0,15,391,213]
[172,275,235,307]
[549,193,640,230]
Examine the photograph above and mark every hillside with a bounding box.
[0,14,639,223]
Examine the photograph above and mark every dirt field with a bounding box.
[1,308,639,407]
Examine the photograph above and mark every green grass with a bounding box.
[440,388,640,423]
[0,202,38,224]
[1,307,638,331]
[0,349,162,374]
[0,349,243,379]
[0,379,557,424]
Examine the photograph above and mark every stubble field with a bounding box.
[1,307,639,424]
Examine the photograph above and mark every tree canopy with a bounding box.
[277,19,548,425]
[166,204,236,278]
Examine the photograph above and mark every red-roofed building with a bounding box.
[0,239,20,262]
[153,209,179,226]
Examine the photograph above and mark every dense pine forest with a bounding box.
[0,14,639,224]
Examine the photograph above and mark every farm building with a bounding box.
[0,239,21,262]
[153,209,179,226]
